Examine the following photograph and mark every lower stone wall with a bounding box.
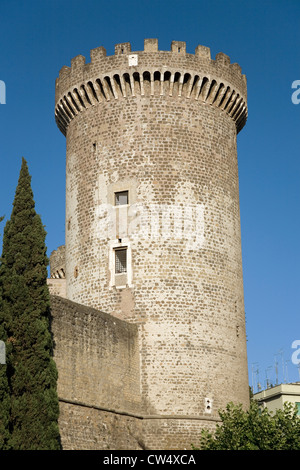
[58,401,219,450]
[58,401,144,450]
[142,417,218,450]
[50,295,220,450]
[50,294,144,449]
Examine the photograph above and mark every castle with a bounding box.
[47,38,249,450]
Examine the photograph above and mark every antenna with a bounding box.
[284,360,290,383]
[251,363,260,393]
[274,353,279,385]
[265,366,273,389]
[274,349,285,384]
[280,349,285,381]
[256,366,261,391]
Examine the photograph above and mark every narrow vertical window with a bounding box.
[115,248,127,274]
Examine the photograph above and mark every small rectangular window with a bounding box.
[115,191,128,206]
[115,248,127,274]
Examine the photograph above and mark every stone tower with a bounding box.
[54,39,249,449]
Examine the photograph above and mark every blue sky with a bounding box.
[0,0,299,389]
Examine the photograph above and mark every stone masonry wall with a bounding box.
[47,278,66,298]
[49,245,66,279]
[50,295,222,450]
[58,402,144,450]
[50,295,144,449]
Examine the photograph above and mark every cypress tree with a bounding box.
[0,321,10,449]
[0,213,11,449]
[0,158,61,450]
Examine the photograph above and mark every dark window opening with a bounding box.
[115,248,127,274]
[115,190,128,206]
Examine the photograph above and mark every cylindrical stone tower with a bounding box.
[55,39,249,449]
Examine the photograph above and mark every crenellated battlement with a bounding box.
[55,39,248,136]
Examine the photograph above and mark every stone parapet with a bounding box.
[55,39,247,136]
[50,245,66,279]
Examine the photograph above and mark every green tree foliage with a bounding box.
[193,400,300,450]
[0,158,61,450]
[0,271,11,447]
[0,214,11,449]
